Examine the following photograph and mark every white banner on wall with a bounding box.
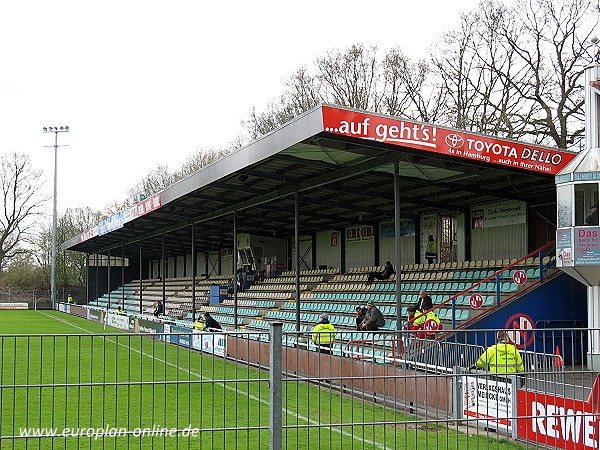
[346,226,374,242]
[105,313,130,331]
[462,376,514,431]
[471,200,526,230]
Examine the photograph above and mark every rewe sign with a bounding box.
[518,390,599,449]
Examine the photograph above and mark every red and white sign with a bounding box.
[513,270,527,285]
[322,106,576,175]
[331,232,339,247]
[346,225,374,242]
[423,319,440,333]
[518,390,599,449]
[505,313,535,349]
[470,293,484,309]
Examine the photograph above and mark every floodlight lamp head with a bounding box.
[592,36,598,44]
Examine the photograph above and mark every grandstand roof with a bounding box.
[62,104,578,260]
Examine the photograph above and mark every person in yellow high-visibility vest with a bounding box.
[476,330,524,373]
[312,313,336,355]
[413,309,440,339]
[193,317,205,331]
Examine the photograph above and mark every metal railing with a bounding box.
[0,310,596,449]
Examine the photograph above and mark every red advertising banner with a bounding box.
[321,106,577,175]
[517,390,599,449]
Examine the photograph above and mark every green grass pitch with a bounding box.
[0,311,522,449]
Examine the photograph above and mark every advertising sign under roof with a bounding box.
[79,193,162,243]
[322,106,576,175]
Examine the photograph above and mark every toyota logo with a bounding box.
[445,134,464,149]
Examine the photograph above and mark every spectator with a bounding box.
[586,204,599,226]
[236,269,245,293]
[193,317,205,331]
[416,290,433,312]
[355,306,366,331]
[203,312,222,330]
[425,235,437,264]
[311,313,336,354]
[403,305,420,338]
[366,261,395,285]
[413,308,441,339]
[153,301,164,317]
[476,330,524,373]
[360,301,386,331]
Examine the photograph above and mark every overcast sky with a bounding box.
[0,0,481,218]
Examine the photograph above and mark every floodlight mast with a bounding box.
[43,126,69,310]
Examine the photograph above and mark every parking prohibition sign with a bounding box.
[469,293,483,309]
[505,313,535,349]
[513,270,527,285]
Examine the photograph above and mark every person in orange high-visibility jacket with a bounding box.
[476,330,524,373]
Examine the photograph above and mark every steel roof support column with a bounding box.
[311,232,317,270]
[218,249,222,275]
[374,224,380,266]
[85,254,90,304]
[205,251,209,277]
[191,222,196,323]
[340,229,346,274]
[139,240,143,314]
[394,161,402,332]
[121,244,125,309]
[162,234,166,304]
[107,249,111,310]
[95,255,99,303]
[295,191,301,332]
[233,211,238,329]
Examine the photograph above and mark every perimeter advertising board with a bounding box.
[192,332,226,357]
[170,325,193,348]
[462,376,514,431]
[87,308,103,323]
[105,312,130,331]
[68,305,88,317]
[517,390,599,449]
[135,318,164,335]
[322,106,576,175]
[0,302,28,309]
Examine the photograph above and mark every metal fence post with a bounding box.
[453,366,464,425]
[269,322,283,450]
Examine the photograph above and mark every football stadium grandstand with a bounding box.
[1,65,600,448]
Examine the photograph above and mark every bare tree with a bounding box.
[0,152,46,271]
[245,45,385,138]
[246,0,596,149]
[176,148,234,179]
[434,0,598,148]
[35,206,102,287]
[316,44,382,110]
[381,48,447,123]
[102,164,177,217]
